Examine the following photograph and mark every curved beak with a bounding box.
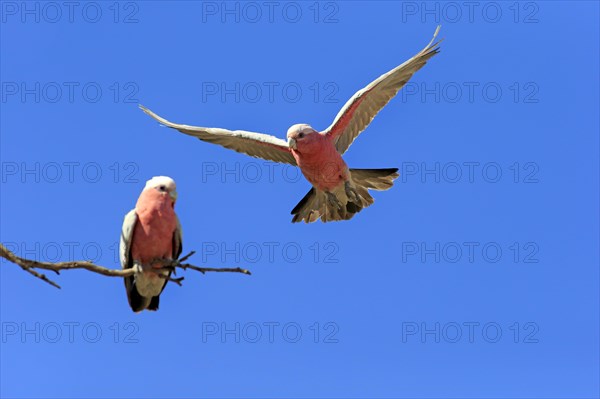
[169,190,178,202]
[288,137,297,150]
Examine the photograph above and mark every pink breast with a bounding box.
[131,190,177,265]
[295,141,348,191]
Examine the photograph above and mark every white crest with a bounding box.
[144,176,176,191]
[287,124,314,137]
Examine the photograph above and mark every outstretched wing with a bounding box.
[324,26,442,154]
[140,105,297,165]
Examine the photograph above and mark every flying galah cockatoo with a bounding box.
[140,27,441,223]
[120,176,182,312]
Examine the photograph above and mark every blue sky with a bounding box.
[1,1,598,398]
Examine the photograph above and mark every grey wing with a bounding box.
[140,105,297,166]
[172,215,183,260]
[324,26,442,154]
[120,209,138,270]
[120,209,142,310]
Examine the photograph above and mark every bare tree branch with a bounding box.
[0,243,251,289]
[179,263,255,275]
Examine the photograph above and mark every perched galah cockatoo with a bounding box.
[140,27,441,223]
[120,176,182,312]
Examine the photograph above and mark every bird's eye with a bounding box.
[159,185,166,191]
[298,132,304,138]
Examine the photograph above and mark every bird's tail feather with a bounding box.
[350,168,399,191]
[290,168,399,223]
[125,278,151,313]
[147,295,160,311]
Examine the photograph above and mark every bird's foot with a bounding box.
[146,258,178,276]
[344,181,360,204]
[133,262,143,274]
[325,191,343,210]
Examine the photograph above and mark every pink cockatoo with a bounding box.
[120,176,182,312]
[140,27,441,223]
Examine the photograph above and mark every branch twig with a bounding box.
[0,243,251,289]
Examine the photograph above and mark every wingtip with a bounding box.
[422,25,443,55]
[430,25,443,46]
[138,104,154,117]
[138,104,172,127]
